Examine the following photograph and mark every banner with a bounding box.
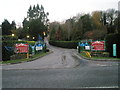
[15,43,29,53]
[91,41,105,51]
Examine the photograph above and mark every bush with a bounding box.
[2,45,14,61]
[2,35,18,41]
[2,40,36,61]
[105,33,120,58]
[49,40,78,49]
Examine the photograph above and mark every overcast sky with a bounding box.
[0,0,119,26]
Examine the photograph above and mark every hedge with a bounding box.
[2,35,18,41]
[49,40,78,49]
[2,40,36,61]
[105,33,120,58]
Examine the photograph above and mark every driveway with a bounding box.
[2,43,119,89]
[2,44,80,70]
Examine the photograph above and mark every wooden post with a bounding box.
[27,53,29,59]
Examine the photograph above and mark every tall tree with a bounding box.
[92,11,103,29]
[81,14,93,34]
[23,4,49,40]
[105,9,117,33]
[2,19,11,35]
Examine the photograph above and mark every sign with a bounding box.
[36,44,43,51]
[85,46,90,50]
[79,42,89,46]
[113,44,117,56]
[80,43,85,46]
[91,41,105,51]
[15,43,29,53]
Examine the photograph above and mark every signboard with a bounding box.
[15,43,29,53]
[91,41,105,51]
[113,44,116,56]
[85,46,90,50]
[79,42,89,46]
[36,44,43,51]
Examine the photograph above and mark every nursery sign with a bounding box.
[36,44,43,51]
[15,43,29,53]
[91,41,105,51]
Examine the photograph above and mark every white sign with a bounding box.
[36,46,43,51]
[85,46,90,50]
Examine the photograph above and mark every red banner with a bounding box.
[15,44,29,53]
[91,41,105,51]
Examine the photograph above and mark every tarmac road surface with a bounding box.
[2,43,120,89]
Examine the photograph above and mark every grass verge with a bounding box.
[0,51,51,64]
[80,52,120,60]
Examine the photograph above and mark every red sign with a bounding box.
[91,41,105,51]
[15,44,29,53]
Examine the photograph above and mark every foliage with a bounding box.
[49,40,78,49]
[2,19,12,35]
[1,19,17,35]
[22,4,49,40]
[2,52,47,64]
[2,35,18,41]
[105,33,120,58]
[49,9,118,41]
[2,40,36,61]
[2,45,14,61]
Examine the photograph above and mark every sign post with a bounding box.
[113,44,117,57]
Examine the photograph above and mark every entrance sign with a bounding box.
[85,46,90,50]
[36,44,43,51]
[91,41,105,51]
[15,43,29,53]
[113,44,117,56]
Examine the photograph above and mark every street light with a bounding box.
[33,37,35,40]
[43,32,46,36]
[12,34,15,37]
[27,35,30,40]
[27,35,29,38]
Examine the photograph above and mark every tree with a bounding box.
[92,11,103,29]
[11,21,16,30]
[23,4,49,40]
[118,11,120,33]
[65,18,75,41]
[49,22,60,40]
[2,19,11,35]
[103,9,118,34]
[11,21,17,37]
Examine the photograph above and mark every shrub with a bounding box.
[2,40,36,61]
[49,40,78,49]
[105,33,120,58]
[2,45,14,61]
[2,35,18,41]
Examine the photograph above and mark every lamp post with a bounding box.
[12,34,15,41]
[33,37,35,40]
[12,34,15,37]
[43,32,46,36]
[27,35,30,40]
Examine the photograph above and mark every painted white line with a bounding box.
[75,86,119,88]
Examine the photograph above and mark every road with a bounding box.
[2,44,120,89]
